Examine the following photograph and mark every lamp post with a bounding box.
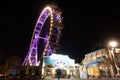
[108,41,118,77]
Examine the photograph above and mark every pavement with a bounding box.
[39,77,120,80]
[39,78,80,80]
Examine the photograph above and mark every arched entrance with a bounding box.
[44,64,54,78]
[55,68,67,78]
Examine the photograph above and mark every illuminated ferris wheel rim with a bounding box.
[31,6,53,55]
[31,5,62,55]
[22,4,63,66]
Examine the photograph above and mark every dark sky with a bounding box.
[0,0,120,64]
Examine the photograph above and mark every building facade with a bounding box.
[41,54,80,78]
[80,48,120,78]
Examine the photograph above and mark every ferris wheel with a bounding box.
[22,3,63,66]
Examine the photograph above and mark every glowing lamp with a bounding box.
[109,41,118,47]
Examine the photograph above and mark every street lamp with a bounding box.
[108,41,118,77]
[109,41,118,48]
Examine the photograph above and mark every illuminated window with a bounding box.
[92,54,96,60]
[97,52,102,58]
[86,55,91,62]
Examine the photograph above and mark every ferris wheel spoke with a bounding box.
[39,36,47,40]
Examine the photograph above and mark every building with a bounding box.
[41,53,80,78]
[80,48,120,79]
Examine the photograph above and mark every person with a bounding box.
[12,69,16,79]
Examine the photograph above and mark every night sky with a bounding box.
[0,0,120,64]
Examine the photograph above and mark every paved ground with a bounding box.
[39,78,79,80]
[40,78,120,80]
[1,77,120,80]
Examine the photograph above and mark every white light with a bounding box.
[109,41,118,47]
[99,66,102,69]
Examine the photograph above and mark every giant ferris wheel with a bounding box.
[22,3,63,66]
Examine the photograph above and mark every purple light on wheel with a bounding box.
[22,5,63,66]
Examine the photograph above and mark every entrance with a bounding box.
[55,69,67,78]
